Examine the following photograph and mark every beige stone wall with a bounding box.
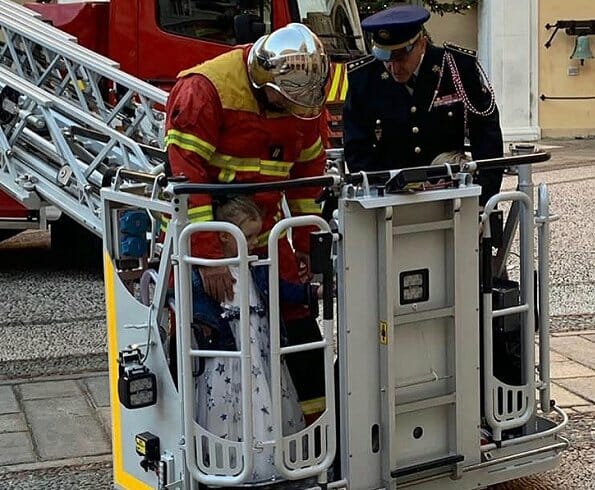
[539,0,595,137]
[425,4,478,50]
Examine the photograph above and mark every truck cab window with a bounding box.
[157,0,271,45]
[294,0,365,59]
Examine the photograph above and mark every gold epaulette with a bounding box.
[443,42,477,57]
[346,55,375,73]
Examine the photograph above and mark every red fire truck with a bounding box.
[0,0,363,243]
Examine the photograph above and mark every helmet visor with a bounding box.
[248,24,329,118]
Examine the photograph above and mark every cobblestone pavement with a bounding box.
[0,138,594,488]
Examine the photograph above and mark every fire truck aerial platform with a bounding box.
[0,1,567,489]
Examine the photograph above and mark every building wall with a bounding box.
[425,5,478,50]
[539,0,595,137]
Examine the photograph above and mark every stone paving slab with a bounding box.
[19,379,81,400]
[571,406,595,413]
[550,361,595,379]
[0,432,36,465]
[97,407,112,435]
[552,329,595,337]
[0,385,19,413]
[0,412,27,433]
[550,336,595,369]
[23,396,110,460]
[83,376,110,408]
[550,382,591,407]
[535,345,568,362]
[556,377,595,405]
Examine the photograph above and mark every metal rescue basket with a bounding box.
[99,151,567,490]
[101,173,338,489]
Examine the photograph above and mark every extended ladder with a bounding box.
[0,0,167,235]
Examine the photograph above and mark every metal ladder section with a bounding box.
[176,216,336,487]
[0,0,167,234]
[481,172,556,442]
[376,191,477,483]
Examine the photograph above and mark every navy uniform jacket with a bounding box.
[343,43,504,204]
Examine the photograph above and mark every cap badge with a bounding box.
[378,29,391,40]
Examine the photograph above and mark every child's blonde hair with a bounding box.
[214,196,262,224]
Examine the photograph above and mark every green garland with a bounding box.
[422,0,478,16]
[357,1,479,18]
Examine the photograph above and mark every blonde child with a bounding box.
[193,196,320,484]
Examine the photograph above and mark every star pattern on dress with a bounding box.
[195,272,307,484]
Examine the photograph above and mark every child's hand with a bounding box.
[315,282,336,299]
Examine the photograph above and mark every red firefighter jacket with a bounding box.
[165,47,326,292]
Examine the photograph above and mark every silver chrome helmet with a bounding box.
[247,23,329,119]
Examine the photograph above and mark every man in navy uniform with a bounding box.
[343,5,504,204]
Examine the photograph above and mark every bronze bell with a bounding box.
[570,35,593,65]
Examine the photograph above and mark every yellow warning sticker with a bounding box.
[379,321,388,344]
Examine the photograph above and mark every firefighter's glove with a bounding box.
[199,265,235,303]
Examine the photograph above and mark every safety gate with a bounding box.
[176,216,337,487]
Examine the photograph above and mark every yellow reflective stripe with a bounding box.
[159,205,213,231]
[218,167,236,183]
[210,152,260,172]
[260,160,293,177]
[188,205,213,223]
[297,137,323,162]
[209,152,293,177]
[300,396,326,415]
[160,215,169,232]
[327,63,343,102]
[255,228,287,248]
[340,74,349,101]
[288,199,321,214]
[165,129,216,161]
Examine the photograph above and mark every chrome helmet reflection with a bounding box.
[247,23,329,119]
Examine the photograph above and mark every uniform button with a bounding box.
[410,106,417,113]
[448,111,453,117]
[412,126,419,134]
[414,146,421,154]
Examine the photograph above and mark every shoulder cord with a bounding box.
[445,51,496,117]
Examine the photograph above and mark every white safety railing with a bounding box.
[481,191,535,442]
[177,216,337,486]
[178,222,255,486]
[267,216,336,480]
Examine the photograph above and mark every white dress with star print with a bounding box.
[195,266,305,484]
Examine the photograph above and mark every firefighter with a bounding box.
[343,5,504,205]
[165,23,329,420]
